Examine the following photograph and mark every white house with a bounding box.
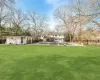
[4,36,33,44]
[49,32,64,42]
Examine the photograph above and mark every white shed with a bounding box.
[4,36,32,44]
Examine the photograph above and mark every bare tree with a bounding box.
[71,0,100,41]
[0,0,15,43]
[0,0,15,29]
[27,12,47,40]
[75,0,100,27]
[54,5,78,42]
[54,0,100,42]
[10,9,26,35]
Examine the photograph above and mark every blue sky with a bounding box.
[15,0,75,29]
[15,0,53,15]
[15,0,75,15]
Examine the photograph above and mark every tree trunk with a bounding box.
[0,9,2,44]
[69,34,72,42]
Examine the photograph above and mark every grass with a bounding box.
[0,45,100,80]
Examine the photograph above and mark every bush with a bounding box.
[0,39,6,44]
[46,38,54,42]
[32,39,43,43]
[27,40,32,44]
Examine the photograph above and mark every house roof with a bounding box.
[3,36,32,37]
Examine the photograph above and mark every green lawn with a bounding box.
[0,45,100,80]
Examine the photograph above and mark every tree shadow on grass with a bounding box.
[1,55,100,80]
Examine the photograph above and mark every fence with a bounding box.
[73,40,100,46]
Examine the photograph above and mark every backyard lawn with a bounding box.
[0,45,100,80]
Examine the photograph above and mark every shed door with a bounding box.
[21,37,23,43]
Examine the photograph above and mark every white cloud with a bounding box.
[45,0,67,29]
[45,0,69,29]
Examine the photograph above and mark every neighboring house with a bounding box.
[39,36,47,41]
[48,32,64,42]
[4,36,33,44]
